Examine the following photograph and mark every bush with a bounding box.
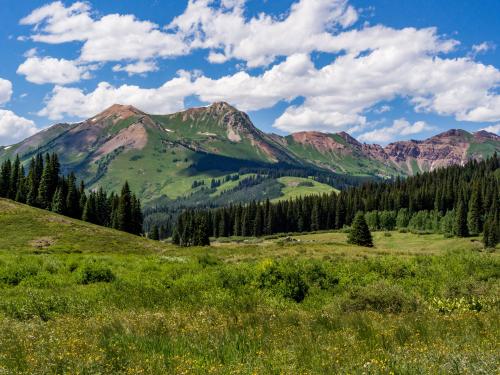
[0,262,40,286]
[197,253,221,267]
[257,260,309,302]
[79,262,116,284]
[342,281,418,313]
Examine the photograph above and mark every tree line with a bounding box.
[0,153,142,235]
[173,154,499,248]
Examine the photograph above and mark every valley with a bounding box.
[0,198,498,373]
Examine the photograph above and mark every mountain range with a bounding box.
[1,102,499,204]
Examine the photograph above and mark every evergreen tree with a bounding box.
[467,185,482,235]
[51,187,66,214]
[117,181,132,233]
[0,159,11,197]
[65,173,80,218]
[453,198,469,237]
[8,155,20,199]
[347,212,373,247]
[37,154,52,209]
[195,214,210,246]
[149,225,160,240]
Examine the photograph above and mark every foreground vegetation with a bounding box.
[0,199,499,373]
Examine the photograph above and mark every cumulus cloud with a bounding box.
[480,124,500,135]
[20,1,187,65]
[0,78,13,105]
[22,2,500,133]
[0,110,38,146]
[17,56,90,84]
[170,0,358,67]
[471,42,496,57]
[358,119,434,143]
[38,76,194,120]
[20,0,357,69]
[112,61,159,75]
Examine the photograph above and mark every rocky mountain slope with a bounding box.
[1,102,498,202]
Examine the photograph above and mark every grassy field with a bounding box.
[0,199,499,374]
[272,176,338,202]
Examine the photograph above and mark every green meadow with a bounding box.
[0,199,498,374]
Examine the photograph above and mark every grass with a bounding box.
[0,198,499,374]
[272,176,338,202]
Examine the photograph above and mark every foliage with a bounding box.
[0,153,142,235]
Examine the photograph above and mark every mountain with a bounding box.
[1,103,499,204]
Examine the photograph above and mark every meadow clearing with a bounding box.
[0,199,498,374]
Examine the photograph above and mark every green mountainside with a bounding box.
[1,103,499,205]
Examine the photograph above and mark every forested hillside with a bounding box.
[174,154,500,247]
[0,153,142,235]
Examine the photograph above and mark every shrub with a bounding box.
[78,262,116,284]
[0,262,40,286]
[257,260,309,302]
[342,281,417,313]
[197,253,221,267]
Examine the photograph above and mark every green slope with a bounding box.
[0,198,165,254]
[0,198,498,373]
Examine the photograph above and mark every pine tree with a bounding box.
[51,187,66,214]
[335,195,346,229]
[0,159,12,197]
[82,193,97,223]
[65,173,80,218]
[117,181,132,233]
[467,185,482,235]
[310,201,320,231]
[8,155,20,199]
[453,198,469,237]
[37,154,52,209]
[15,165,27,203]
[195,214,210,246]
[172,228,181,245]
[347,212,373,247]
[149,225,160,240]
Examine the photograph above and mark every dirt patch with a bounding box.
[41,216,73,225]
[94,123,148,159]
[227,128,242,142]
[30,237,56,249]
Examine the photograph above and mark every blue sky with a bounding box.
[0,0,499,146]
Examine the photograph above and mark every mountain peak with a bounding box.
[429,129,471,140]
[209,101,239,113]
[474,130,500,141]
[91,104,145,123]
[337,131,361,146]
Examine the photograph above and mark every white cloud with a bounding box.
[471,42,496,56]
[20,0,357,69]
[480,124,500,135]
[170,0,358,67]
[112,61,159,75]
[23,2,500,133]
[20,1,187,65]
[374,105,391,114]
[358,119,434,143]
[38,77,194,120]
[0,110,38,146]
[0,79,13,105]
[17,56,90,84]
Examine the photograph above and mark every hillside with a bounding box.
[1,103,499,205]
[0,198,164,254]
[0,197,498,373]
